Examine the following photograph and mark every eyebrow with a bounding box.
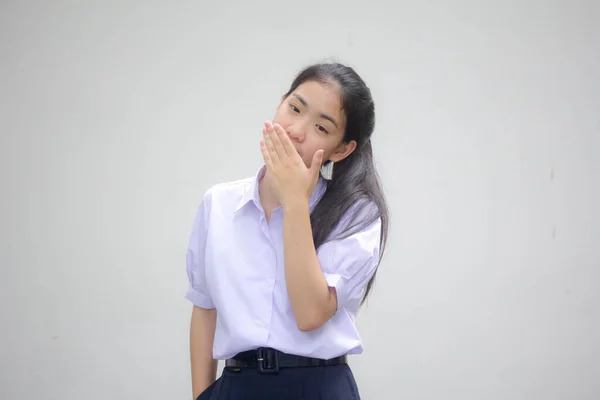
[292,94,339,128]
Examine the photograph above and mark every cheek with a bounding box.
[319,141,343,161]
[273,114,292,130]
[274,104,294,122]
[305,138,335,158]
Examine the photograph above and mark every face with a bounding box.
[272,80,357,168]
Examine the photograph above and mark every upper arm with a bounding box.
[317,216,381,310]
[185,192,216,310]
[190,305,218,398]
[191,305,216,329]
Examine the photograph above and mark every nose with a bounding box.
[287,125,306,143]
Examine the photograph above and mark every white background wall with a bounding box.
[1,1,599,399]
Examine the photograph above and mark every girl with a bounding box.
[186,62,389,399]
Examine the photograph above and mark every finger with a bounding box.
[309,149,325,175]
[265,121,287,160]
[260,140,274,170]
[273,123,298,159]
[263,126,281,165]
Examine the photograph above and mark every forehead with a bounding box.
[292,81,344,118]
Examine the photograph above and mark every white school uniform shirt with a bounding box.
[185,166,381,360]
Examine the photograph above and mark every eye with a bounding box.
[289,104,300,113]
[316,124,329,134]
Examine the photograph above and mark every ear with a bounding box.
[328,140,357,163]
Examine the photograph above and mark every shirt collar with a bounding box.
[234,164,327,214]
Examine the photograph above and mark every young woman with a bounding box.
[186,62,389,399]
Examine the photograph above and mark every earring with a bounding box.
[320,161,334,180]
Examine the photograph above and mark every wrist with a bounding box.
[282,198,310,214]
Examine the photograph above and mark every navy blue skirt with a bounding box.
[197,364,361,400]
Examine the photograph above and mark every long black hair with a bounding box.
[283,63,390,305]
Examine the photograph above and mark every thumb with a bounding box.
[310,150,324,175]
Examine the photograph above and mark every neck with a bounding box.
[259,169,281,215]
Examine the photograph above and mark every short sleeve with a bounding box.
[317,216,381,310]
[184,192,215,309]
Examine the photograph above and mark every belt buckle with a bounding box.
[256,347,279,374]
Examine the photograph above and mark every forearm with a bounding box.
[282,200,336,331]
[190,306,218,399]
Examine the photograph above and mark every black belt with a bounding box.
[225,347,347,374]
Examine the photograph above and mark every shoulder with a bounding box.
[330,197,382,240]
[317,196,382,258]
[199,175,254,210]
